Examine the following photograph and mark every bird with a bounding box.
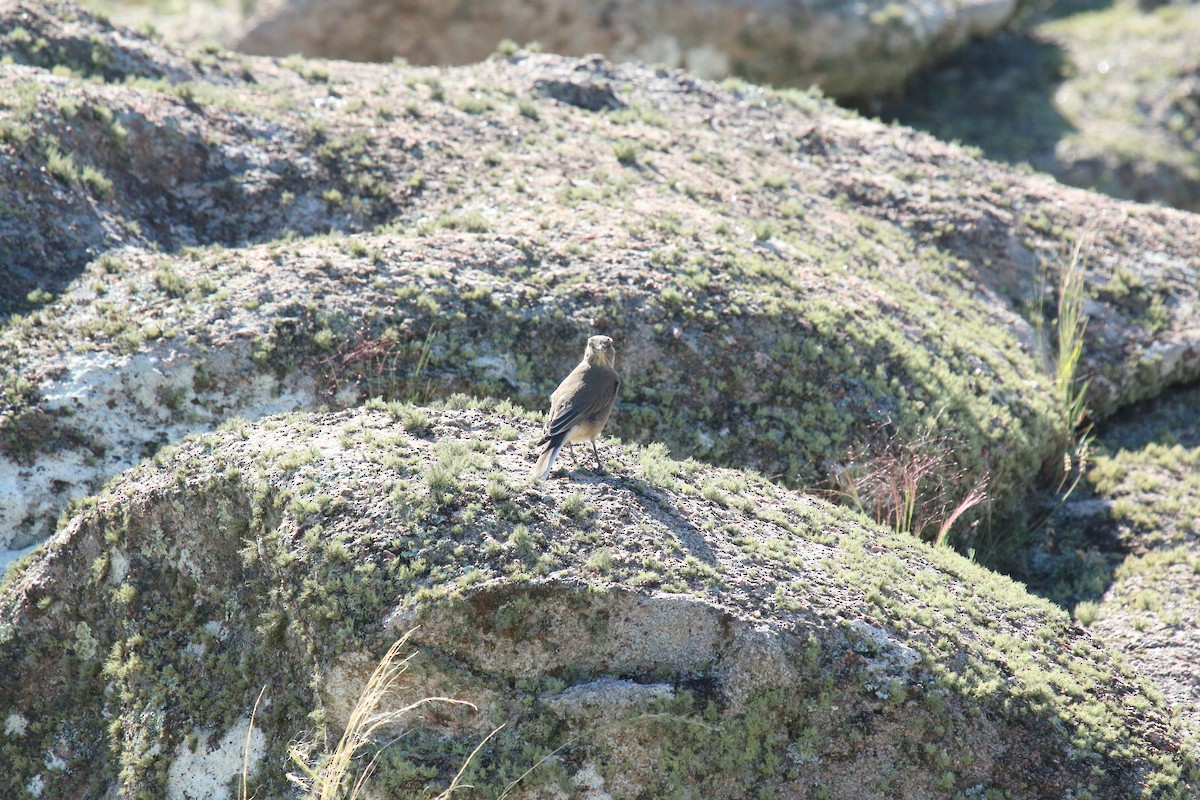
[531,335,620,481]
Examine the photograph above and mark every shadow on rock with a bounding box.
[870,31,1074,172]
[0,1,407,319]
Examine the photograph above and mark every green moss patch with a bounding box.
[1,403,1194,798]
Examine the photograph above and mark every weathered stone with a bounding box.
[233,0,1030,99]
[0,404,1192,798]
[4,3,1200,563]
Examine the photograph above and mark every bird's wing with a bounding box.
[545,366,619,439]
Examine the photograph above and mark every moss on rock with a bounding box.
[5,25,1200,556]
[1,402,1194,798]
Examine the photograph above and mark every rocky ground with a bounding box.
[1,401,1195,799]
[880,0,1200,212]
[73,0,1200,216]
[3,1,1200,796]
[1034,381,1200,735]
[4,2,1199,554]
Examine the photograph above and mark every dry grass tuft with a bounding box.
[834,423,990,548]
[286,629,479,800]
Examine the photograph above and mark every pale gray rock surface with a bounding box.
[0,403,1192,798]
[234,0,1030,98]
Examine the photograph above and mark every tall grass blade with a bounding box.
[289,628,478,800]
[242,685,268,800]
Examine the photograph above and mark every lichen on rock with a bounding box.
[0,401,1194,798]
[4,7,1200,560]
[3,4,1200,797]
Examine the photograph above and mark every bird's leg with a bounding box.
[591,441,604,472]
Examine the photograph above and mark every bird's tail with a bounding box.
[531,435,565,481]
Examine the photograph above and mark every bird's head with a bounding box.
[584,335,616,367]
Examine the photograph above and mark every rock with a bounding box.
[5,3,1200,560]
[0,403,1193,798]
[1039,382,1200,735]
[233,0,1031,99]
[534,64,626,111]
[879,4,1200,213]
[1089,549,1200,737]
[3,5,1200,789]
[0,0,259,318]
[0,0,237,85]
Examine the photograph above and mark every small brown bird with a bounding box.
[531,335,620,481]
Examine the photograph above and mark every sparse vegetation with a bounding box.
[559,491,594,520]
[1045,238,1092,449]
[3,12,1200,798]
[286,631,478,800]
[154,260,189,297]
[1073,600,1100,626]
[613,140,639,165]
[44,144,79,184]
[835,423,990,548]
[1029,237,1095,510]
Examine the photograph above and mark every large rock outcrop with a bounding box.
[4,0,1200,560]
[234,0,1028,99]
[881,1,1200,213]
[3,3,1200,792]
[0,403,1194,799]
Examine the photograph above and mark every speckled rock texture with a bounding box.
[3,5,1200,790]
[880,0,1200,213]
[0,403,1194,799]
[1039,382,1200,736]
[233,0,1029,99]
[3,1,1200,559]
